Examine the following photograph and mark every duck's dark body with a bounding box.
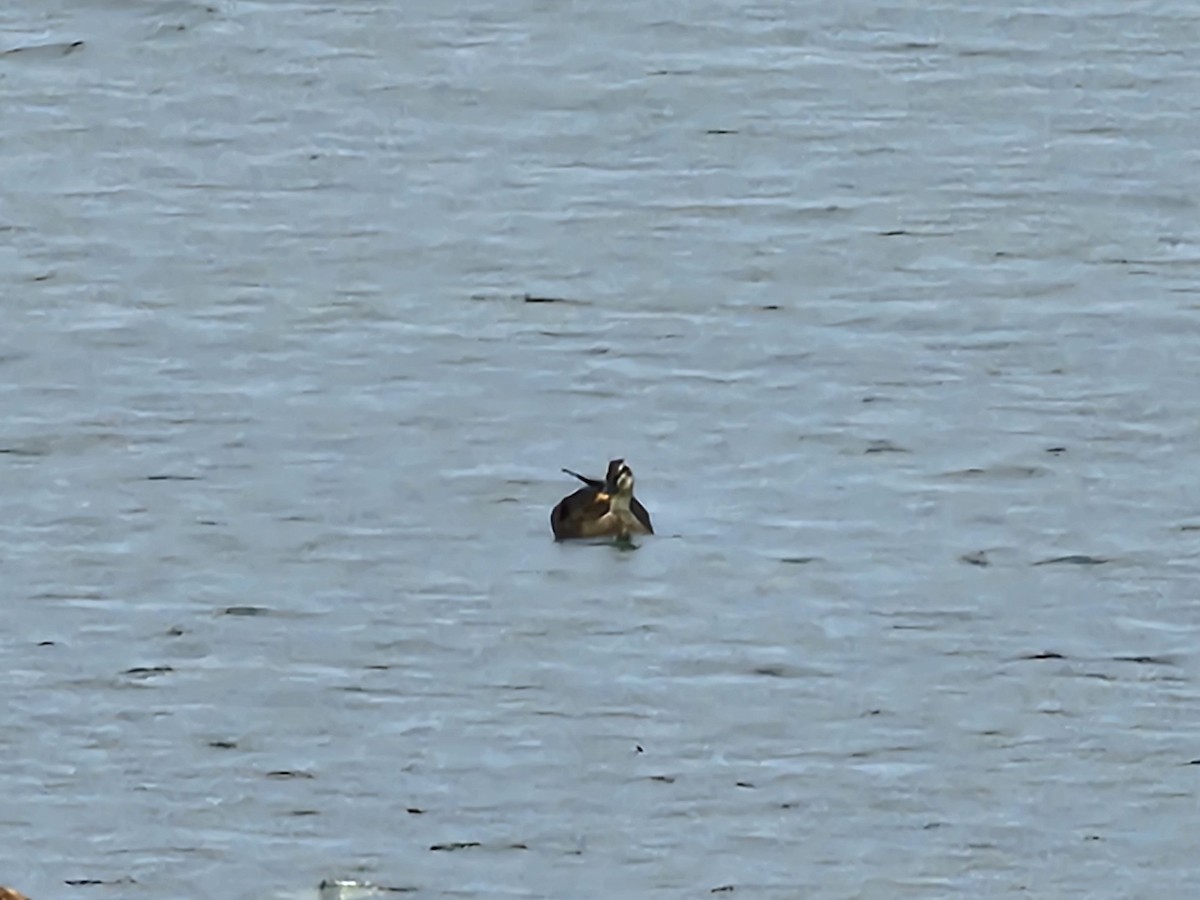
[551,459,654,541]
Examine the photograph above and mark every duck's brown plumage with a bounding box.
[550,459,654,540]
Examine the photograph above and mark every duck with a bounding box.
[550,458,654,541]
[0,889,31,900]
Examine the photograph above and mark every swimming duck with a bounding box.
[550,459,654,541]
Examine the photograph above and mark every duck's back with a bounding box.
[550,486,608,540]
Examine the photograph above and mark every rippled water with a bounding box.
[5,2,1200,898]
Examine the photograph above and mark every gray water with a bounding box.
[4,1,1200,898]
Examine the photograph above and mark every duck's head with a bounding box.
[605,458,635,495]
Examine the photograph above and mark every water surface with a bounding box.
[4,1,1200,897]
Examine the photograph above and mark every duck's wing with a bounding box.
[562,467,605,490]
[630,496,654,535]
[551,486,612,540]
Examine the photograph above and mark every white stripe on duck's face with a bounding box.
[614,466,634,495]
[604,458,635,494]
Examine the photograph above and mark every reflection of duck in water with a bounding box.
[550,459,654,541]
